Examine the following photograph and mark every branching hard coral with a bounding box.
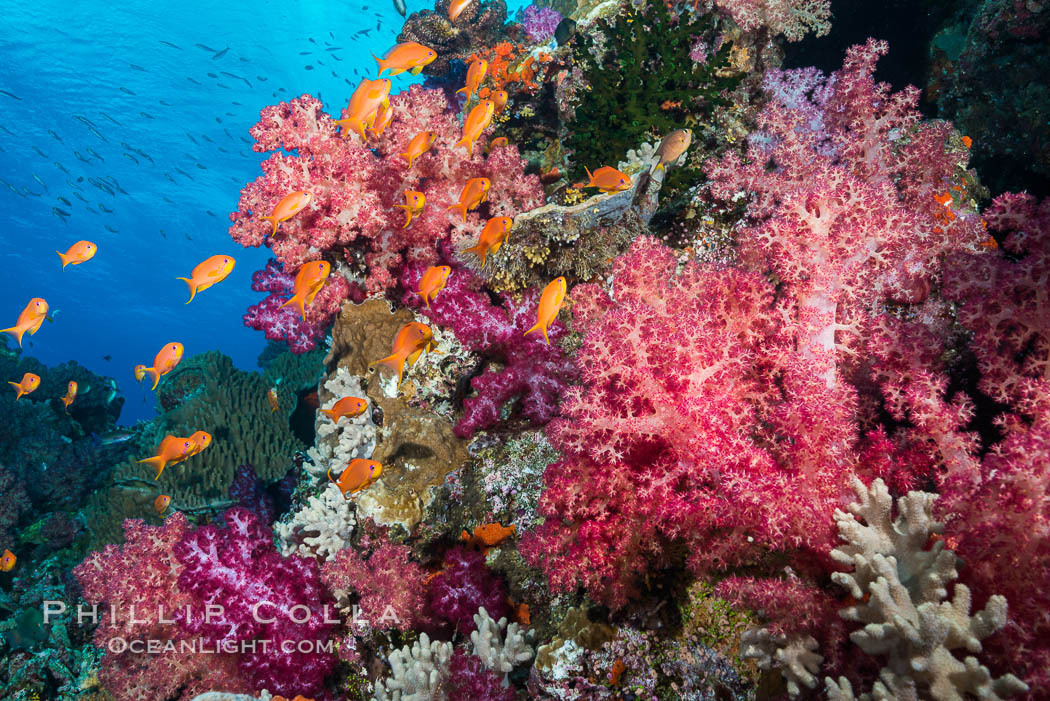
[826,477,1027,700]
[565,0,740,180]
[469,606,535,675]
[521,235,857,610]
[374,633,454,701]
[275,482,356,559]
[229,86,543,295]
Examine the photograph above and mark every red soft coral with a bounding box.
[321,541,428,633]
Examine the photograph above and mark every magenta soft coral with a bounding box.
[73,513,252,701]
[520,236,856,611]
[229,85,543,295]
[173,507,337,698]
[400,260,577,437]
[427,546,510,633]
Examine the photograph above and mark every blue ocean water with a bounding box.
[0,0,488,424]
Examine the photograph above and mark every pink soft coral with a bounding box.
[229,86,543,295]
[709,0,831,41]
[521,236,856,612]
[321,541,428,633]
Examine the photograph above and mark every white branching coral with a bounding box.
[306,368,377,480]
[825,477,1028,701]
[275,482,355,559]
[617,141,658,176]
[470,606,536,676]
[373,632,454,701]
[740,628,822,697]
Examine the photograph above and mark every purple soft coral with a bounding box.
[427,546,510,633]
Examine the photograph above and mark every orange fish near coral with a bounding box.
[369,322,435,386]
[1,298,50,348]
[457,58,488,102]
[154,494,171,514]
[335,78,392,140]
[463,216,513,267]
[460,522,516,551]
[134,364,148,382]
[448,0,474,21]
[184,430,213,459]
[447,177,491,221]
[61,380,77,411]
[524,277,567,345]
[417,265,451,309]
[400,131,436,168]
[492,90,508,113]
[373,42,437,76]
[268,386,280,412]
[485,136,508,154]
[1,549,15,572]
[320,396,369,422]
[177,254,236,304]
[260,191,312,237]
[455,99,494,158]
[367,100,394,138]
[57,240,97,269]
[328,459,383,497]
[141,342,184,390]
[394,190,426,228]
[8,372,40,401]
[280,261,331,321]
[584,166,632,194]
[138,435,195,480]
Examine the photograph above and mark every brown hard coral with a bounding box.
[397,0,523,76]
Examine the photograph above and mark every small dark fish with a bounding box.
[196,43,217,52]
[120,86,137,95]
[85,147,103,161]
[207,72,218,78]
[256,76,267,82]
[326,46,343,51]
[159,40,182,49]
[52,206,70,219]
[0,90,22,100]
[98,203,113,213]
[0,125,12,135]
[88,125,108,142]
[212,46,229,59]
[206,210,217,217]
[123,153,139,164]
[68,178,83,191]
[74,151,90,163]
[216,116,222,123]
[47,129,63,142]
[196,162,207,170]
[240,136,250,144]
[159,230,166,238]
[299,51,311,56]
[139,111,154,120]
[232,101,242,106]
[331,70,338,78]
[162,195,174,203]
[164,172,176,183]
[187,77,202,85]
[223,128,234,139]
[57,196,71,207]
[159,99,172,106]
[74,114,98,128]
[217,146,228,153]
[216,82,230,89]
[185,232,193,240]
[239,57,249,62]
[555,17,577,46]
[105,224,118,233]
[32,174,48,192]
[304,65,314,71]
[22,186,42,197]
[130,63,147,72]
[32,146,47,158]
[376,21,381,30]
[53,161,70,175]
[103,355,112,361]
[345,78,353,86]
[201,134,213,143]
[105,176,129,195]
[102,112,122,126]
[331,55,342,62]
[73,192,88,203]
[309,37,316,43]
[186,132,200,145]
[175,167,194,181]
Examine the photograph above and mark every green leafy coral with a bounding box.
[565,0,741,179]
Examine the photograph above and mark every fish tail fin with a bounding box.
[0,325,26,348]
[177,277,197,304]
[447,202,468,222]
[369,352,406,386]
[279,292,307,321]
[523,322,550,345]
[57,250,70,269]
[583,165,594,186]
[455,85,467,96]
[400,152,413,168]
[372,53,386,76]
[319,408,337,421]
[259,215,278,236]
[8,382,23,400]
[136,455,166,479]
[144,367,161,390]
[419,292,431,309]
[463,242,487,267]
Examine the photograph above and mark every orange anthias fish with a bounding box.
[1,298,50,348]
[142,342,184,390]
[320,396,369,422]
[328,458,383,497]
[61,380,77,411]
[492,90,508,113]
[400,131,436,168]
[57,240,98,269]
[417,265,451,309]
[524,277,567,345]
[260,191,312,237]
[463,216,513,268]
[335,78,392,140]
[9,372,40,401]
[367,101,394,138]
[447,177,491,221]
[154,494,171,514]
[369,322,435,386]
[134,364,148,382]
[460,522,516,551]
[177,254,236,304]
[456,58,488,102]
[485,136,508,154]
[373,42,437,76]
[280,261,331,321]
[183,430,213,459]
[455,99,495,158]
[138,435,195,480]
[448,0,474,21]
[584,166,632,194]
[1,549,15,572]
[268,386,280,412]
[394,190,426,228]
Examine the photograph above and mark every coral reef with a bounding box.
[397,0,523,77]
